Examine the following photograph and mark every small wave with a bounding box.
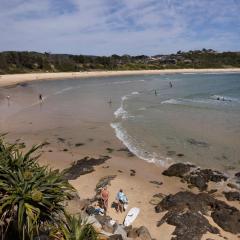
[131,91,139,95]
[161,99,181,105]
[114,95,129,119]
[55,87,74,95]
[211,95,239,102]
[110,122,170,166]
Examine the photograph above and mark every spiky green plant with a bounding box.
[51,214,99,240]
[0,137,75,240]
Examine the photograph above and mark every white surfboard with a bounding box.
[124,207,140,226]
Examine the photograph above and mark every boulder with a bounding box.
[162,163,192,177]
[155,191,240,238]
[189,175,207,191]
[108,234,123,240]
[223,191,240,201]
[136,226,152,240]
[235,172,240,178]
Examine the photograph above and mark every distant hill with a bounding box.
[0,49,240,74]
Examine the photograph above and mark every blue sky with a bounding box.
[0,0,239,55]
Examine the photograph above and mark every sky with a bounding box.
[0,0,239,56]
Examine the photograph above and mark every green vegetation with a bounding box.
[51,214,98,240]
[0,137,98,240]
[0,49,239,74]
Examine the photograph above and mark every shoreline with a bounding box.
[0,69,240,239]
[1,68,240,87]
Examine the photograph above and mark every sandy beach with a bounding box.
[0,70,240,240]
[1,68,240,88]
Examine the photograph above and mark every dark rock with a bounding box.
[163,164,228,191]
[162,163,192,177]
[64,156,110,180]
[117,147,135,157]
[109,234,123,240]
[176,153,184,157]
[127,226,152,240]
[186,138,209,148]
[149,181,163,186]
[227,183,240,190]
[136,226,152,240]
[235,172,240,178]
[95,215,117,234]
[208,189,218,194]
[57,137,65,143]
[199,169,228,182]
[75,142,85,147]
[223,191,240,201]
[127,227,138,238]
[95,175,116,192]
[158,210,218,240]
[106,147,114,153]
[189,175,208,191]
[211,203,240,234]
[155,191,240,237]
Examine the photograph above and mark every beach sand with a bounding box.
[1,68,240,88]
[1,70,240,240]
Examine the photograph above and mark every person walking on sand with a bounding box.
[39,94,43,103]
[100,187,109,212]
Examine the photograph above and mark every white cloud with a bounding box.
[0,0,239,55]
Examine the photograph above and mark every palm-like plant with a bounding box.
[0,137,75,240]
[51,214,99,240]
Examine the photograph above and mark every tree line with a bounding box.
[0,50,239,74]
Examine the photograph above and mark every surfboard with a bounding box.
[123,207,140,226]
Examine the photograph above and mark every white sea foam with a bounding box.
[161,99,181,105]
[110,122,170,166]
[131,91,139,95]
[211,95,239,103]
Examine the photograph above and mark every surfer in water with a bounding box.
[169,81,173,88]
[154,89,157,96]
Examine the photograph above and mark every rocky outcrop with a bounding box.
[155,191,240,239]
[162,163,228,191]
[223,191,240,201]
[65,155,111,180]
[127,226,152,240]
[162,163,193,177]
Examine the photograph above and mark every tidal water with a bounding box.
[0,72,239,172]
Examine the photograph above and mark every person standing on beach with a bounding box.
[116,189,128,213]
[100,187,109,212]
[39,94,43,103]
[6,95,10,106]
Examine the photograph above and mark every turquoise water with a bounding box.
[0,72,239,172]
[111,73,240,171]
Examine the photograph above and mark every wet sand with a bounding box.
[0,72,240,239]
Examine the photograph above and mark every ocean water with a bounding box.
[0,72,239,172]
[111,73,240,171]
